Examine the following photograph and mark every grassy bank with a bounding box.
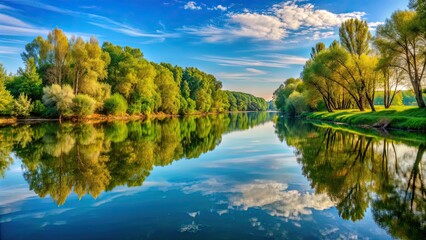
[304,106,426,131]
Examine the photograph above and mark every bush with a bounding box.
[128,102,141,115]
[72,94,96,117]
[104,93,128,115]
[285,91,308,116]
[32,100,47,116]
[42,84,75,117]
[13,93,33,117]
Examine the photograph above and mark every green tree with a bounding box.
[72,94,96,117]
[339,19,378,111]
[0,64,13,115]
[104,93,128,115]
[68,36,110,97]
[102,42,157,114]
[375,11,426,108]
[48,28,69,85]
[152,63,180,114]
[6,58,43,101]
[13,93,33,117]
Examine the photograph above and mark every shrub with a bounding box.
[285,91,308,116]
[13,93,33,117]
[72,94,96,117]
[42,84,75,117]
[32,100,47,116]
[104,93,128,115]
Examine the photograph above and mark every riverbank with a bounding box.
[0,113,178,125]
[304,106,426,131]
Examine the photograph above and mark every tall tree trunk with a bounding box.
[357,95,365,111]
[366,93,376,112]
[414,81,426,108]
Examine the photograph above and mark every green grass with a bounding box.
[310,121,426,145]
[305,106,426,131]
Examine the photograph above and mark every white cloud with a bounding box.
[183,179,335,220]
[368,21,384,31]
[273,1,365,30]
[184,1,202,10]
[229,13,287,41]
[182,0,367,42]
[307,31,336,40]
[208,5,228,11]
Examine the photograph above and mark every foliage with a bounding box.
[273,78,315,115]
[42,84,75,117]
[32,100,47,116]
[104,93,128,115]
[13,93,33,117]
[374,10,426,108]
[72,94,96,117]
[6,58,43,101]
[285,91,308,116]
[224,91,267,111]
[0,65,14,115]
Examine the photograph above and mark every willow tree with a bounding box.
[375,11,426,108]
[304,43,366,111]
[339,19,378,111]
[303,42,352,112]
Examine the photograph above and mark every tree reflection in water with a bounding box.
[275,118,425,239]
[0,112,274,205]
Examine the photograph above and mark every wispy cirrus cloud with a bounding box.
[182,0,366,42]
[198,54,307,68]
[87,14,179,38]
[0,9,50,37]
[3,0,178,39]
[246,68,267,75]
[0,46,22,54]
[0,4,14,10]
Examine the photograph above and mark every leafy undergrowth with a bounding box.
[305,106,426,131]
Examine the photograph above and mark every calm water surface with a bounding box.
[0,113,424,239]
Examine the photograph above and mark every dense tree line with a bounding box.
[0,28,267,119]
[274,2,426,114]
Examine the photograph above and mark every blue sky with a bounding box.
[0,0,408,99]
